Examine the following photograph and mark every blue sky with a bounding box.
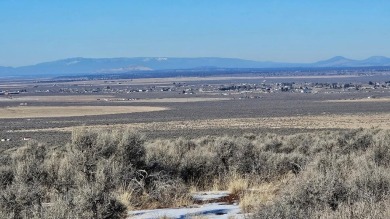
[1,0,389,66]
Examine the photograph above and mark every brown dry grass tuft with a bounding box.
[227,173,250,196]
[239,174,293,213]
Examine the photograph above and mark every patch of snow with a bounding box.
[66,60,80,65]
[128,191,246,218]
[96,66,152,73]
[192,191,230,202]
[128,203,244,219]
[156,57,168,61]
[142,57,168,62]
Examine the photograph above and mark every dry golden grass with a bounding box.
[134,193,192,210]
[114,187,136,211]
[239,174,293,213]
[0,106,168,119]
[15,112,390,133]
[227,174,250,196]
[201,172,293,214]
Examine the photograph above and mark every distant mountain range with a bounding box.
[1,56,390,78]
[311,56,390,67]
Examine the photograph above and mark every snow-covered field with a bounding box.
[128,191,245,219]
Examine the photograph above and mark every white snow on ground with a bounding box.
[192,191,230,202]
[128,191,245,219]
[128,203,244,219]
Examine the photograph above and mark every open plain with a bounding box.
[0,106,168,119]
[1,74,390,219]
[1,74,390,149]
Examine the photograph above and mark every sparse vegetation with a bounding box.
[1,128,390,218]
[254,129,390,219]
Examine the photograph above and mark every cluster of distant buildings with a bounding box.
[0,91,21,96]
[2,80,390,97]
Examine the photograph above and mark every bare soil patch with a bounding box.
[0,95,114,102]
[0,106,168,119]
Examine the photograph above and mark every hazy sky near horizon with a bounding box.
[1,0,390,66]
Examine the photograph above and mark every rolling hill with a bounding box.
[1,56,390,78]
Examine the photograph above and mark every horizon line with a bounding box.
[2,55,390,68]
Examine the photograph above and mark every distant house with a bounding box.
[301,88,312,93]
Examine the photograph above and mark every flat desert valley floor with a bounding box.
[1,74,390,149]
